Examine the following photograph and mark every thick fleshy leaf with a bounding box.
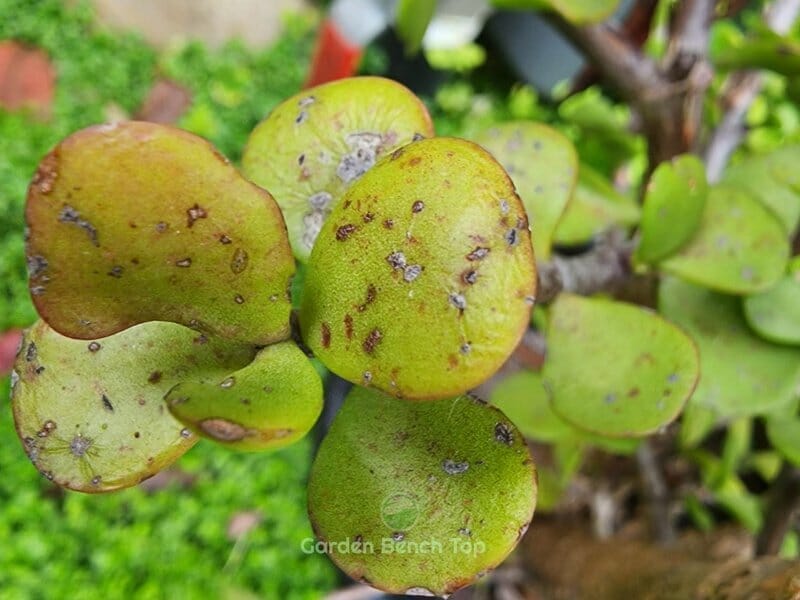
[242,77,434,262]
[10,320,254,492]
[659,276,800,417]
[300,137,536,400]
[166,341,323,452]
[491,370,639,453]
[744,258,800,345]
[722,155,800,233]
[636,154,707,263]
[552,164,639,246]
[659,185,789,294]
[490,0,621,24]
[473,122,578,260]
[25,121,294,345]
[307,387,536,597]
[543,294,699,437]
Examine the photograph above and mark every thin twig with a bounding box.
[637,438,677,545]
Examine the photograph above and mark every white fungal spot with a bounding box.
[403,264,422,282]
[448,293,467,311]
[337,132,383,183]
[442,459,469,475]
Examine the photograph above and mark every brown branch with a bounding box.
[756,464,800,556]
[536,230,634,303]
[548,14,662,102]
[637,439,677,545]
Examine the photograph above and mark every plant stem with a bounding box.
[756,464,800,556]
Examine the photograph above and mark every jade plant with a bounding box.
[11,76,542,597]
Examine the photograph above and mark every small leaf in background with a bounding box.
[710,23,800,76]
[552,164,640,246]
[166,341,323,452]
[307,387,537,597]
[722,154,800,234]
[490,370,577,443]
[395,0,437,56]
[10,320,254,492]
[719,417,752,481]
[678,400,718,449]
[301,137,536,400]
[25,121,295,346]
[636,154,707,264]
[474,122,578,260]
[491,370,639,453]
[659,276,800,417]
[490,0,622,24]
[242,77,434,262]
[744,257,800,345]
[659,185,788,294]
[542,294,699,437]
[425,43,487,72]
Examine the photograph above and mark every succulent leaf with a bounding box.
[490,0,622,24]
[10,320,254,492]
[552,164,639,246]
[660,276,800,417]
[300,137,537,399]
[307,387,537,597]
[474,122,578,260]
[659,185,789,294]
[491,370,639,453]
[743,257,800,345]
[25,121,294,345]
[242,77,434,261]
[636,154,707,263]
[166,341,323,452]
[543,294,699,437]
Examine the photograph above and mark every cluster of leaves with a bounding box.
[0,2,338,596]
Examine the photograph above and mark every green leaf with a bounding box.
[425,43,487,72]
[300,137,537,400]
[166,341,323,452]
[744,258,800,345]
[720,417,752,479]
[678,400,718,449]
[307,387,537,596]
[543,294,699,437]
[25,121,294,345]
[636,155,707,263]
[660,185,789,294]
[242,77,434,262]
[10,320,254,492]
[659,276,800,417]
[473,122,578,260]
[710,25,800,76]
[490,370,639,453]
[552,164,640,245]
[491,0,622,24]
[395,0,437,56]
[722,155,800,234]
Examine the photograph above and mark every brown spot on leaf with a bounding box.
[344,314,354,340]
[321,322,331,348]
[199,418,248,442]
[148,371,162,384]
[230,247,248,274]
[362,328,383,355]
[494,422,513,445]
[336,224,356,241]
[383,219,394,229]
[462,270,478,285]
[357,284,377,312]
[107,265,123,278]
[466,247,490,261]
[412,200,424,213]
[88,341,101,352]
[102,394,114,412]
[186,203,207,227]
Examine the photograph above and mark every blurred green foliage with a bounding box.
[0,2,334,597]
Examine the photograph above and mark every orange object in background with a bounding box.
[0,41,55,117]
[304,19,364,88]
